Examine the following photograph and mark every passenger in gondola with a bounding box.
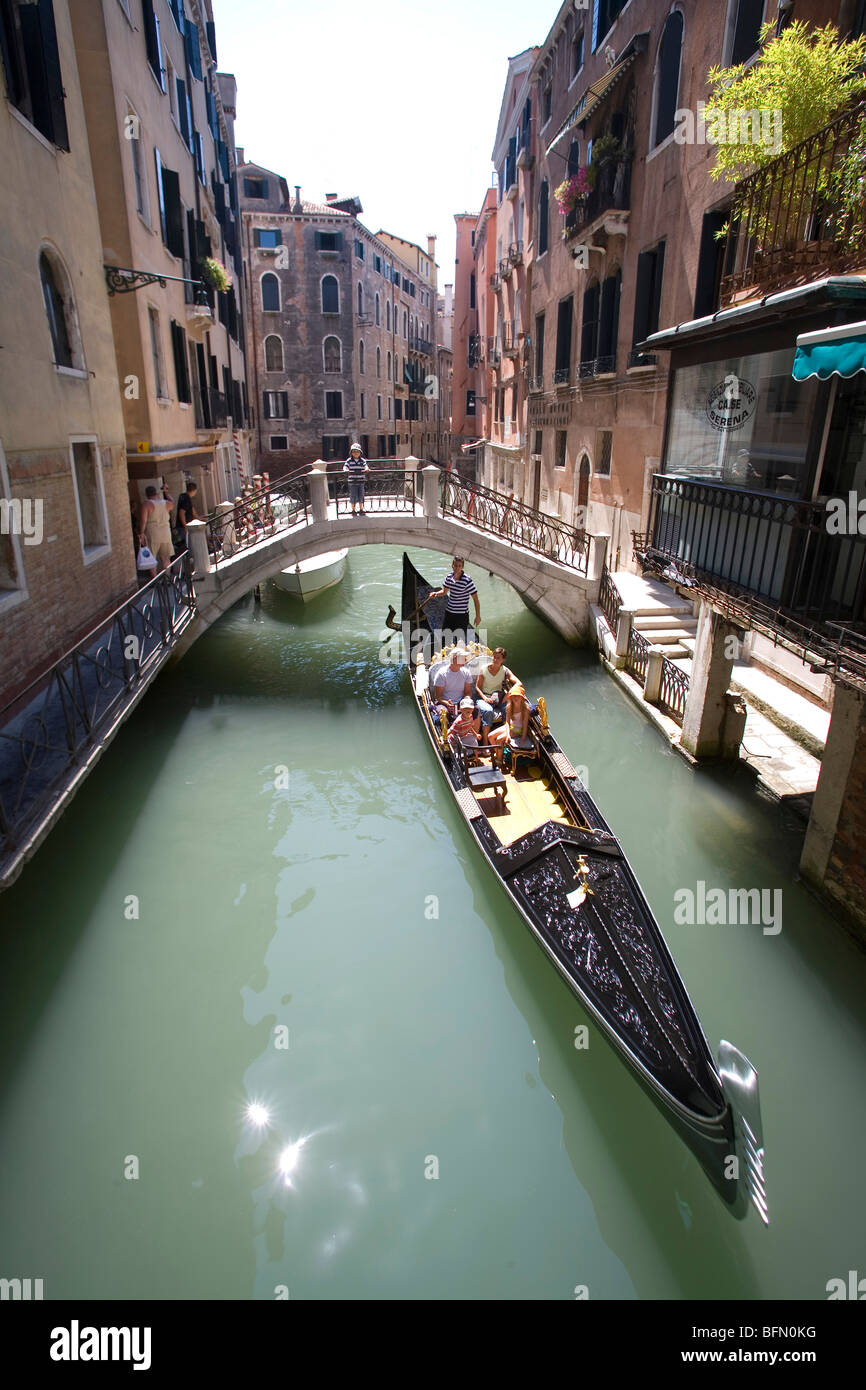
[474,646,514,741]
[431,646,473,720]
[489,684,533,768]
[449,697,481,750]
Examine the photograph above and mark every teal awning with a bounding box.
[793,320,866,381]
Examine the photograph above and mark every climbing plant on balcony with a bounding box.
[706,21,866,186]
[202,257,231,292]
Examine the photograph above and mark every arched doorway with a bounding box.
[576,453,590,533]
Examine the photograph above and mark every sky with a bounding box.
[211,0,562,286]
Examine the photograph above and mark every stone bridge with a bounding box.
[178,465,609,653]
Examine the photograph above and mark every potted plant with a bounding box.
[202,256,231,293]
[589,132,625,171]
[554,165,594,216]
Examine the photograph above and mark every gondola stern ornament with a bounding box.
[718,1040,769,1225]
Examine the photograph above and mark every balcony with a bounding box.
[502,323,519,356]
[553,367,570,387]
[647,473,866,634]
[508,240,523,266]
[489,272,501,293]
[627,348,657,369]
[719,102,865,306]
[197,388,227,430]
[527,374,543,393]
[579,355,616,379]
[500,258,512,281]
[488,346,502,369]
[517,123,532,170]
[410,334,433,355]
[564,157,632,241]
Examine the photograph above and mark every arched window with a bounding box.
[264,335,283,371]
[403,309,407,337]
[321,275,339,314]
[324,335,342,372]
[376,346,381,378]
[261,273,279,312]
[386,301,391,330]
[387,351,392,381]
[357,283,363,316]
[654,10,684,147]
[40,249,79,368]
[359,340,365,374]
[375,293,380,326]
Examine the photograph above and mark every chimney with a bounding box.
[293,185,302,214]
[427,234,436,259]
[236,146,244,165]
[325,193,338,203]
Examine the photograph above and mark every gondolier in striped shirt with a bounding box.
[429,556,481,647]
[343,443,369,516]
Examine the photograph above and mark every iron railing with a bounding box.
[599,565,622,630]
[720,102,865,305]
[564,157,632,238]
[205,471,310,566]
[333,468,420,515]
[502,323,518,353]
[489,274,501,292]
[509,240,524,264]
[0,554,195,882]
[528,374,544,392]
[440,475,589,573]
[648,474,866,629]
[579,355,616,378]
[626,625,650,684]
[627,348,657,368]
[659,656,689,725]
[500,258,512,280]
[554,367,571,385]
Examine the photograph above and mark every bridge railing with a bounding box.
[0,553,195,885]
[205,472,311,568]
[333,467,420,514]
[439,473,590,573]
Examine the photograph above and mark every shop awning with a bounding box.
[792,320,866,381]
[545,33,648,158]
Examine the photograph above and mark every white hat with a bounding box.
[350,442,362,452]
[459,697,475,709]
[452,647,467,661]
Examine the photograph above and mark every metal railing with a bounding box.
[500,258,512,280]
[489,274,501,292]
[720,102,865,305]
[440,474,589,573]
[648,474,866,628]
[564,157,632,238]
[626,625,650,684]
[599,565,622,630]
[627,348,657,369]
[0,554,195,883]
[205,471,311,567]
[659,656,689,725]
[502,322,518,353]
[334,467,420,515]
[527,374,543,393]
[508,240,524,264]
[579,355,616,378]
[553,366,571,385]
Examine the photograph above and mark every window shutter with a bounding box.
[155,149,167,242]
[253,227,262,248]
[141,0,163,87]
[177,78,189,143]
[170,320,191,402]
[632,250,653,347]
[161,165,185,258]
[650,242,665,335]
[24,0,69,150]
[185,24,203,81]
[205,21,217,64]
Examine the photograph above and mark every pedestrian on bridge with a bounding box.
[344,443,369,517]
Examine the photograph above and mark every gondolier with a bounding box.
[428,556,481,646]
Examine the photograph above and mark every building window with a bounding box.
[376,346,381,378]
[148,306,167,398]
[598,269,621,370]
[596,429,613,477]
[466,389,476,416]
[555,297,573,379]
[632,242,666,348]
[70,440,109,556]
[269,435,288,450]
[572,30,584,78]
[325,390,343,419]
[377,394,382,419]
[254,228,282,248]
[535,313,545,379]
[321,435,350,461]
[261,272,280,311]
[322,275,339,314]
[355,237,365,259]
[264,334,283,371]
[592,0,628,51]
[387,351,392,381]
[140,0,164,90]
[403,309,408,336]
[694,210,731,318]
[357,283,363,316]
[386,301,391,330]
[375,293,380,326]
[244,176,268,198]
[39,249,79,369]
[538,180,549,255]
[170,319,191,402]
[654,10,684,148]
[263,390,288,419]
[128,108,148,219]
[542,82,552,126]
[727,0,765,67]
[555,431,567,469]
[324,335,342,372]
[360,391,366,418]
[154,149,184,257]
[359,340,365,374]
[314,231,343,252]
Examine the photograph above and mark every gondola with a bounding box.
[392,552,768,1222]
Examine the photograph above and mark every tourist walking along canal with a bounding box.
[0,545,864,1299]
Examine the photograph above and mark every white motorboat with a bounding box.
[272,548,348,601]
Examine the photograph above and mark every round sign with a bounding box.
[705,375,757,432]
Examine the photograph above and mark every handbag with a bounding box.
[137,544,157,570]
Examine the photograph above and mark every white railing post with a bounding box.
[308,462,329,523]
[186,519,211,576]
[422,464,440,520]
[615,607,633,664]
[644,645,664,704]
[588,532,608,582]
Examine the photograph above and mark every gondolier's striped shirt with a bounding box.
[444,571,477,615]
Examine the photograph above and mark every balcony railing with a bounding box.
[528,374,543,393]
[489,273,501,292]
[647,473,866,632]
[500,258,512,280]
[409,334,433,355]
[627,348,657,369]
[564,157,632,239]
[553,366,570,386]
[502,323,519,354]
[720,102,865,306]
[578,355,616,378]
[508,240,523,265]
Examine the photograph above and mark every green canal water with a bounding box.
[1,543,865,1300]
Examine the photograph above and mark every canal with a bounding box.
[1,543,864,1300]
